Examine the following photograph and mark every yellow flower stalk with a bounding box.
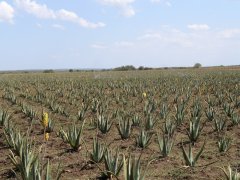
[42,112,49,128]
[142,92,147,98]
[44,133,49,141]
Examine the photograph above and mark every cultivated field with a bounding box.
[0,67,240,179]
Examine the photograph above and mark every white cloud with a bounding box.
[218,28,240,38]
[98,0,136,17]
[14,0,55,19]
[99,0,135,6]
[52,24,65,30]
[0,1,14,23]
[121,6,135,17]
[56,9,105,28]
[56,9,78,22]
[138,33,162,40]
[150,0,172,6]
[138,29,193,47]
[106,27,236,67]
[53,26,240,68]
[187,24,210,31]
[14,0,105,28]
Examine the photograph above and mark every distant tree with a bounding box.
[143,67,153,70]
[69,69,74,72]
[43,69,54,73]
[138,66,144,70]
[114,65,136,71]
[138,66,153,70]
[193,63,202,68]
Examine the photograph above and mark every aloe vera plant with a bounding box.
[230,114,240,126]
[214,118,227,132]
[103,148,123,178]
[3,92,17,104]
[10,146,61,180]
[0,108,12,127]
[43,159,63,180]
[90,137,105,163]
[181,141,205,167]
[159,103,169,120]
[132,114,141,127]
[45,118,55,133]
[233,95,240,108]
[223,103,235,118]
[91,98,100,113]
[220,165,240,180]
[117,118,132,139]
[191,100,202,118]
[136,129,152,148]
[218,136,232,153]
[174,102,186,125]
[205,106,215,121]
[77,109,87,121]
[187,116,203,144]
[97,115,112,134]
[123,154,153,180]
[9,139,39,180]
[144,115,157,131]
[144,100,156,116]
[163,119,175,137]
[206,95,215,107]
[216,91,224,106]
[10,151,41,180]
[77,103,88,121]
[4,125,21,149]
[59,120,85,151]
[21,104,37,120]
[4,126,31,157]
[157,134,174,157]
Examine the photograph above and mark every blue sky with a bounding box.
[0,0,240,70]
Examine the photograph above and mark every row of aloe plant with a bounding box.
[0,70,239,179]
[89,136,154,179]
[0,108,12,127]
[3,122,62,180]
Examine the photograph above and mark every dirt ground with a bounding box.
[0,68,240,179]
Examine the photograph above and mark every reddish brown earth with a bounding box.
[0,67,240,179]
